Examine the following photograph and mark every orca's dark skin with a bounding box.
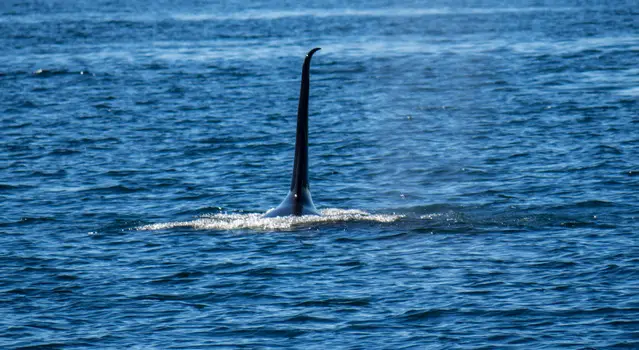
[264,48,321,217]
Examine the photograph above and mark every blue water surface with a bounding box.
[1,0,638,348]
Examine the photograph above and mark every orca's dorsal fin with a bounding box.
[264,48,321,217]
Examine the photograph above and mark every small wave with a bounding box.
[137,209,402,231]
[31,68,94,77]
[0,183,35,191]
[48,148,81,156]
[80,185,146,194]
[399,308,453,321]
[172,7,574,22]
[19,216,57,224]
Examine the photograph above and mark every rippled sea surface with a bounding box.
[1,0,638,348]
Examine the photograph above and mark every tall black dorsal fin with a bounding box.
[291,47,320,196]
[264,48,321,217]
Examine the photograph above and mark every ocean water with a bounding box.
[1,0,638,348]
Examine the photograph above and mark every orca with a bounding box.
[263,48,322,217]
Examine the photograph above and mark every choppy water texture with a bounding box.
[1,0,638,348]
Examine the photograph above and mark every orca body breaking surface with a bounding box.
[263,48,321,218]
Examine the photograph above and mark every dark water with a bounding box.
[1,0,638,348]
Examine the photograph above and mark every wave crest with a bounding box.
[137,209,402,231]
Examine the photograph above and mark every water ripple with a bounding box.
[1,1,637,349]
